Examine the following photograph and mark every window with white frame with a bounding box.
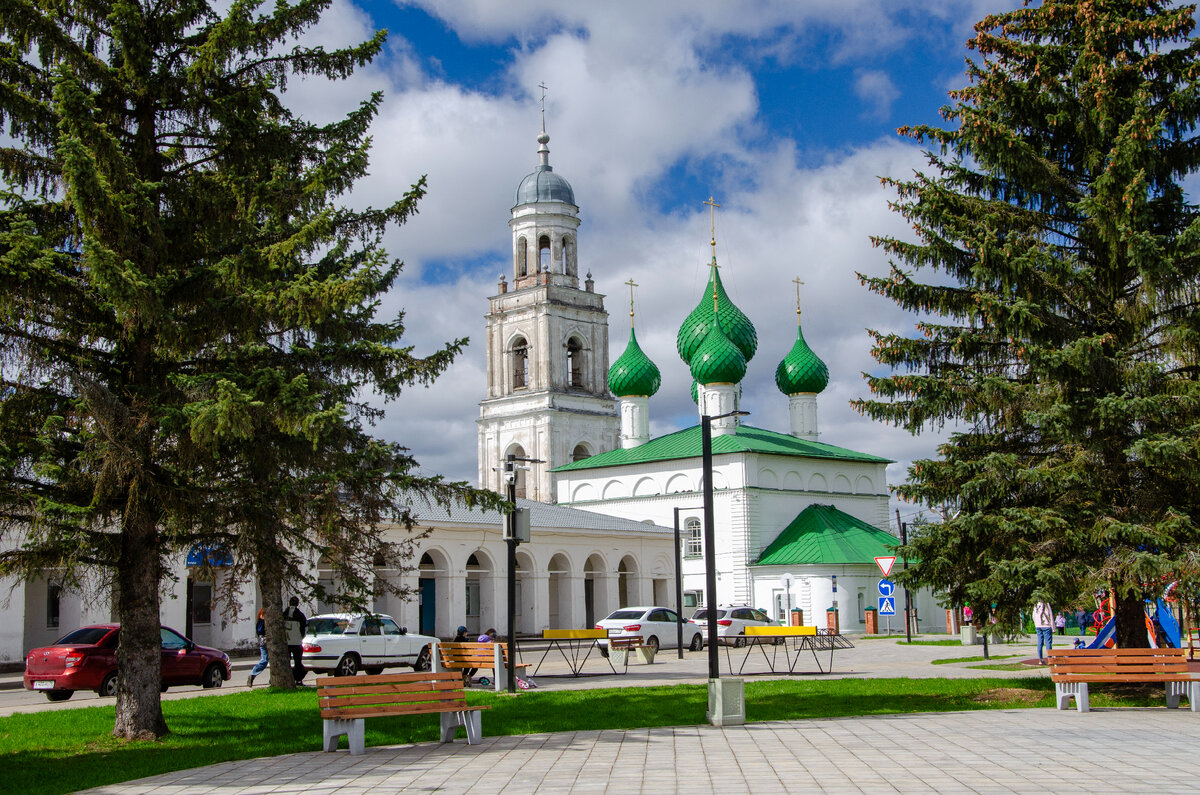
[684,517,702,559]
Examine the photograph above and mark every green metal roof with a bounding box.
[552,424,891,472]
[754,504,899,566]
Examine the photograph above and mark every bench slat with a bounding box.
[1053,674,1195,683]
[318,679,464,697]
[321,691,468,709]
[322,703,487,720]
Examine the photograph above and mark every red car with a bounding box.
[23,624,232,701]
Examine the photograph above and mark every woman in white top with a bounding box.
[1033,601,1054,664]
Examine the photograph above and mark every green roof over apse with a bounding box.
[552,424,891,472]
[754,504,900,566]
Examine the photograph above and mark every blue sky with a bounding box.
[280,0,1185,524]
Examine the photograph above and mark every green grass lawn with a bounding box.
[931,654,1022,665]
[0,677,1166,795]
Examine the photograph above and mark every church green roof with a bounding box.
[676,265,757,365]
[608,328,661,397]
[754,504,899,566]
[775,324,828,395]
[552,424,891,472]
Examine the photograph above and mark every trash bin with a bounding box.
[961,625,979,645]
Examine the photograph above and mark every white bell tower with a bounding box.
[477,119,618,502]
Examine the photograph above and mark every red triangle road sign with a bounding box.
[875,556,896,577]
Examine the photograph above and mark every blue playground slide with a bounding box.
[1086,617,1116,649]
[1155,599,1181,648]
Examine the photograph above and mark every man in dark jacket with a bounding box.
[284,596,307,684]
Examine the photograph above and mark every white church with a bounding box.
[0,124,943,666]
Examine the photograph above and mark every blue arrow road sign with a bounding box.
[879,596,896,615]
[878,579,895,597]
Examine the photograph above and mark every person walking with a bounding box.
[1033,600,1054,664]
[1054,612,1066,636]
[247,608,268,687]
[1077,609,1091,636]
[284,596,308,685]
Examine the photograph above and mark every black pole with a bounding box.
[701,414,719,680]
[673,507,684,659]
[505,454,517,694]
[901,521,912,643]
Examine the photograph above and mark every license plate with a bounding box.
[33,680,54,690]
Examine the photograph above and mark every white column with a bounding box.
[620,396,650,448]
[701,384,739,435]
[788,393,819,441]
[445,572,467,639]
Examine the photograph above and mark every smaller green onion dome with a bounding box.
[608,328,661,397]
[775,325,829,395]
[690,322,747,385]
[677,265,757,365]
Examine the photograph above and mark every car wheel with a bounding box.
[46,690,73,702]
[645,635,659,652]
[734,632,746,648]
[98,672,119,697]
[364,667,384,676]
[201,664,224,689]
[599,646,609,658]
[688,633,703,652]
[335,653,360,677]
[413,646,431,672]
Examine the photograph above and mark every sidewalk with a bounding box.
[80,708,1200,793]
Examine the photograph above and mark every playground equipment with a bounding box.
[1083,593,1183,650]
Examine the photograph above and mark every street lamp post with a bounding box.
[700,409,748,725]
[501,453,541,694]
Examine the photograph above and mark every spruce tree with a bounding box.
[0,0,491,738]
[858,0,1200,645]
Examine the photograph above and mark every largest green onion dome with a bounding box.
[677,265,757,365]
[775,324,829,395]
[608,328,661,397]
[690,321,747,385]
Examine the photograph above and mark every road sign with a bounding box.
[874,556,896,577]
[878,596,896,616]
[878,579,895,597]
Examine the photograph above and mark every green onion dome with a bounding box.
[690,379,699,404]
[676,265,757,365]
[775,324,828,395]
[608,328,661,397]
[690,321,747,385]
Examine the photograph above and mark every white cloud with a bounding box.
[853,70,900,120]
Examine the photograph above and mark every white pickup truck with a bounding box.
[301,613,437,676]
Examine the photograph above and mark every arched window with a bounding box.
[506,445,528,499]
[572,443,591,462]
[539,235,551,271]
[684,518,702,559]
[512,337,528,389]
[516,236,528,277]
[566,337,584,388]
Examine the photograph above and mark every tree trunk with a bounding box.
[1114,593,1150,649]
[112,512,168,739]
[256,544,296,688]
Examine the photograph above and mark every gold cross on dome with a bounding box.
[624,278,639,325]
[703,196,721,254]
[793,276,805,320]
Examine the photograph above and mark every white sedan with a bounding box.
[301,613,436,677]
[595,606,704,653]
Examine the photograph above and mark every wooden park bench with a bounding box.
[1048,647,1199,713]
[608,635,655,667]
[318,671,487,755]
[436,641,527,691]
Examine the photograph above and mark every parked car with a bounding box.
[23,624,231,702]
[595,606,703,653]
[690,605,775,645]
[301,613,436,677]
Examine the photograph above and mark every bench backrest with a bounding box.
[1047,647,1188,676]
[439,641,514,666]
[317,671,467,718]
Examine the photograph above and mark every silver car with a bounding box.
[595,606,704,653]
[301,613,435,676]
